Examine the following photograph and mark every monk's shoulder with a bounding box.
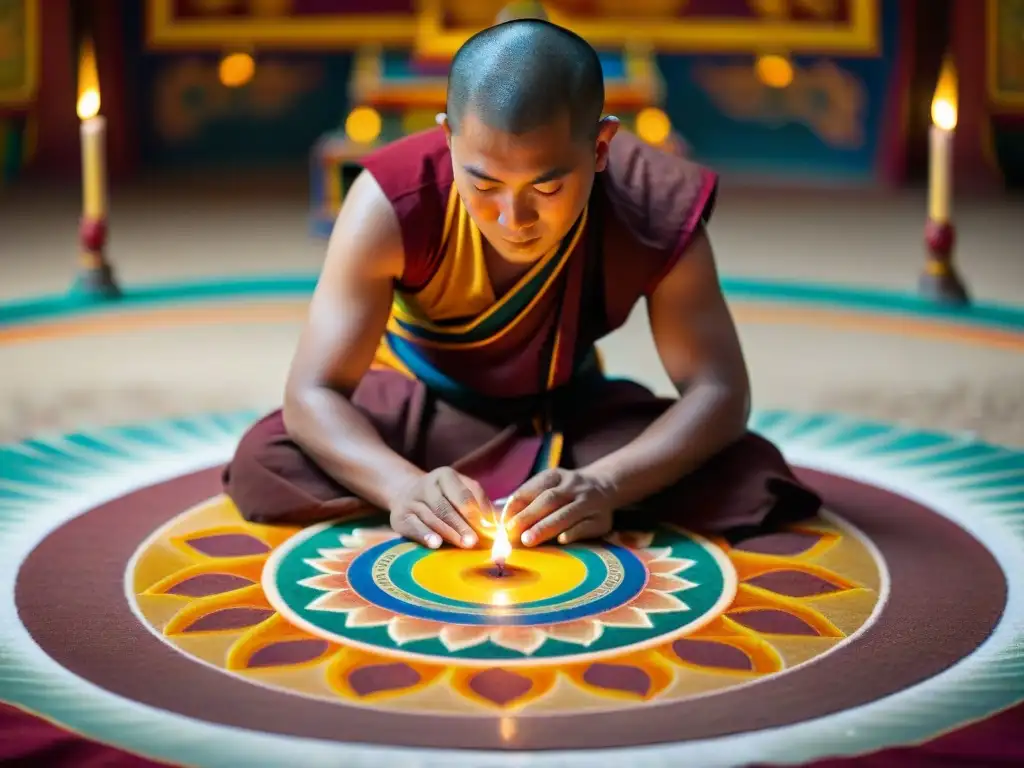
[600,130,718,256]
[595,131,720,329]
[359,127,454,204]
[357,128,454,290]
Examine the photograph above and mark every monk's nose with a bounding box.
[498,195,539,232]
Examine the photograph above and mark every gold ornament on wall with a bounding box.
[749,0,841,19]
[250,0,293,16]
[189,0,236,13]
[189,0,292,15]
[592,0,689,16]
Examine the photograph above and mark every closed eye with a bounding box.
[534,183,563,196]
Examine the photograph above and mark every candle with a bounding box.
[73,38,119,298]
[77,40,106,222]
[919,54,969,305]
[79,114,106,220]
[928,57,958,224]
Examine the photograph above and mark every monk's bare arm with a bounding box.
[582,227,751,507]
[282,171,425,510]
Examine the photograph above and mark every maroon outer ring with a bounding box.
[14,467,1007,751]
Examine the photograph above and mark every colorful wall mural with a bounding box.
[122,1,354,168]
[122,0,904,188]
[13,1,1023,190]
[657,0,903,183]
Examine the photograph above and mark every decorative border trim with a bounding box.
[145,0,419,49]
[142,0,880,55]
[415,0,881,57]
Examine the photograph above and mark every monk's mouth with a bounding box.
[503,237,541,249]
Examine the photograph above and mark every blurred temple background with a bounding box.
[2,7,1024,768]
[1,0,1020,192]
[0,0,1022,442]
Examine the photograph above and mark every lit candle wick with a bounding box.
[490,504,512,576]
[491,525,511,575]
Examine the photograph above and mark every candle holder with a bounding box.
[74,215,121,299]
[919,219,969,306]
[921,55,967,307]
[74,39,119,301]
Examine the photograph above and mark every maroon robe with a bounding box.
[222,128,821,532]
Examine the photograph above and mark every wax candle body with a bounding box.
[81,116,107,220]
[928,124,952,223]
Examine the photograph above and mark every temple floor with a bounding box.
[1,172,1022,767]
[2,172,1022,447]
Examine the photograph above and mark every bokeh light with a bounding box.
[755,54,794,89]
[346,106,383,144]
[636,107,672,145]
[219,53,255,88]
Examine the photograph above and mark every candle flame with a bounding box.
[491,523,512,565]
[77,39,101,120]
[77,90,100,121]
[931,55,958,131]
[482,497,513,565]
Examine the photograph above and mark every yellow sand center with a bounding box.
[411,547,587,606]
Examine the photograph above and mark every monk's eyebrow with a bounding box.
[463,166,502,183]
[462,166,571,185]
[529,167,571,185]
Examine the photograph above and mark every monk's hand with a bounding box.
[389,467,493,550]
[504,469,616,547]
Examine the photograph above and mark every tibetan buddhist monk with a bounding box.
[223,19,821,551]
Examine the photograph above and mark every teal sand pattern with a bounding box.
[0,411,1021,767]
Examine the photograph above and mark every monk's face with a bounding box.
[445,112,619,264]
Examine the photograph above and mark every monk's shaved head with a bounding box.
[446,19,605,142]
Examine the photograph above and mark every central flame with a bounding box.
[77,89,100,121]
[77,39,101,120]
[491,522,512,566]
[930,55,959,131]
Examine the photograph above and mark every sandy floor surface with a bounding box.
[2,172,1022,447]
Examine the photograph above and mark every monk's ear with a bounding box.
[437,113,452,144]
[594,115,620,172]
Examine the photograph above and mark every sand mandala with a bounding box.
[1,410,1021,768]
[129,498,879,715]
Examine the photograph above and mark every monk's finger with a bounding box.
[504,470,564,526]
[556,514,612,545]
[430,475,479,548]
[408,499,464,548]
[415,501,468,548]
[521,501,588,547]
[392,506,444,549]
[508,487,575,542]
[456,473,496,535]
